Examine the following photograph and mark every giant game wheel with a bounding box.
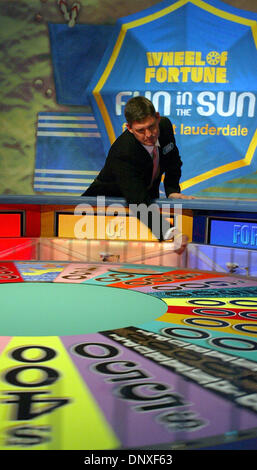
[1,261,257,450]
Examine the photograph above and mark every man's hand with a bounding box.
[168,192,195,199]
[163,227,189,254]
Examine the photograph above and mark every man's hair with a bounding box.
[124,96,156,125]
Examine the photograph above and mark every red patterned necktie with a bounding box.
[151,146,159,186]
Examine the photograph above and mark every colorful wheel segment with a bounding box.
[1,260,257,450]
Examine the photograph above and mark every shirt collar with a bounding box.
[142,139,160,156]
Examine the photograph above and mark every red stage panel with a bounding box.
[0,238,37,260]
[0,205,41,237]
[0,213,22,237]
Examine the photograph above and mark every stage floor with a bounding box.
[1,260,257,450]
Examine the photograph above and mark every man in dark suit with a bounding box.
[82,96,192,242]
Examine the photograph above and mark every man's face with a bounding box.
[127,112,160,146]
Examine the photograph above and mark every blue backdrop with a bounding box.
[41,0,257,197]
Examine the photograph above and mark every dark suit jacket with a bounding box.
[82,117,182,206]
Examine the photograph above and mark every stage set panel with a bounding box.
[0,195,193,267]
[0,196,257,450]
[1,195,257,275]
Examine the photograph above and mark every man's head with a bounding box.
[125,96,160,146]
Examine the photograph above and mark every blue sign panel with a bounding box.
[86,0,257,196]
[209,219,257,250]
